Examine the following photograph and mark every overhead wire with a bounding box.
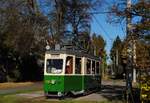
[89,0,115,41]
[89,11,113,14]
[92,14,116,57]
[100,0,126,39]
[92,14,113,41]
[90,0,126,60]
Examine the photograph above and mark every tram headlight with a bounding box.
[46,45,50,50]
[58,92,62,97]
[51,80,56,84]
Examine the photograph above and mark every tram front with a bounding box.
[44,52,65,97]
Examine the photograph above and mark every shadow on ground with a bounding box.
[97,84,141,103]
[98,85,125,102]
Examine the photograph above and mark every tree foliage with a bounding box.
[110,36,124,77]
[108,0,149,37]
[108,0,150,70]
[43,0,102,50]
[0,0,106,82]
[110,36,122,60]
[0,0,48,82]
[92,33,106,56]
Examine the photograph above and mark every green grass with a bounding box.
[0,88,42,96]
[0,94,123,103]
[0,95,27,103]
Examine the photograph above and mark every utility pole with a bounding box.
[113,54,116,75]
[126,0,132,36]
[133,40,136,83]
[116,50,118,74]
[126,0,135,103]
[116,50,118,66]
[127,0,137,83]
[126,0,136,83]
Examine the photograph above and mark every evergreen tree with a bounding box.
[92,33,106,56]
[110,36,124,77]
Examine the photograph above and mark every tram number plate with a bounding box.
[51,54,60,57]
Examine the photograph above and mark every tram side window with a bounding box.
[86,59,91,74]
[46,59,63,74]
[65,56,73,74]
[75,58,81,74]
[92,61,96,74]
[96,62,100,74]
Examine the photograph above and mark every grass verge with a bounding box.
[0,94,123,103]
[0,82,34,89]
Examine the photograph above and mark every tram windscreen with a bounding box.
[46,59,63,74]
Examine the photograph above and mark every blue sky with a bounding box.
[91,13,126,60]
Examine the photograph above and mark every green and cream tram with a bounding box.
[44,50,101,97]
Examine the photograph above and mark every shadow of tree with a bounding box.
[97,84,140,103]
[97,85,125,102]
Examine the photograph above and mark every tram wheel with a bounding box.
[59,96,64,100]
[58,92,67,100]
[82,90,89,96]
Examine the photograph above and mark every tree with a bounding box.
[0,0,48,82]
[92,33,106,56]
[110,36,124,78]
[108,0,150,70]
[42,0,102,50]
[91,33,107,78]
[0,0,48,55]
[108,0,149,36]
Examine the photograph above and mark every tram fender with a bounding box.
[71,90,85,95]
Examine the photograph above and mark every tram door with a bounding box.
[65,56,73,74]
[64,56,83,92]
[75,58,82,74]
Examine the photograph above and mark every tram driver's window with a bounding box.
[65,56,73,74]
[86,59,91,74]
[75,58,81,74]
[92,61,96,74]
[96,62,100,74]
[46,59,63,74]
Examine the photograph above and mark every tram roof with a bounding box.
[46,50,101,61]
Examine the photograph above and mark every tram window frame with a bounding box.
[46,59,63,74]
[96,62,100,74]
[86,59,91,74]
[92,61,96,74]
[75,57,82,74]
[65,56,73,74]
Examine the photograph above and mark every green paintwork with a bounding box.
[84,75,101,90]
[64,75,83,92]
[44,75,64,92]
[44,75,101,93]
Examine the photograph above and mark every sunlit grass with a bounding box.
[0,82,33,89]
[0,82,43,95]
[0,95,27,103]
[0,94,123,103]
